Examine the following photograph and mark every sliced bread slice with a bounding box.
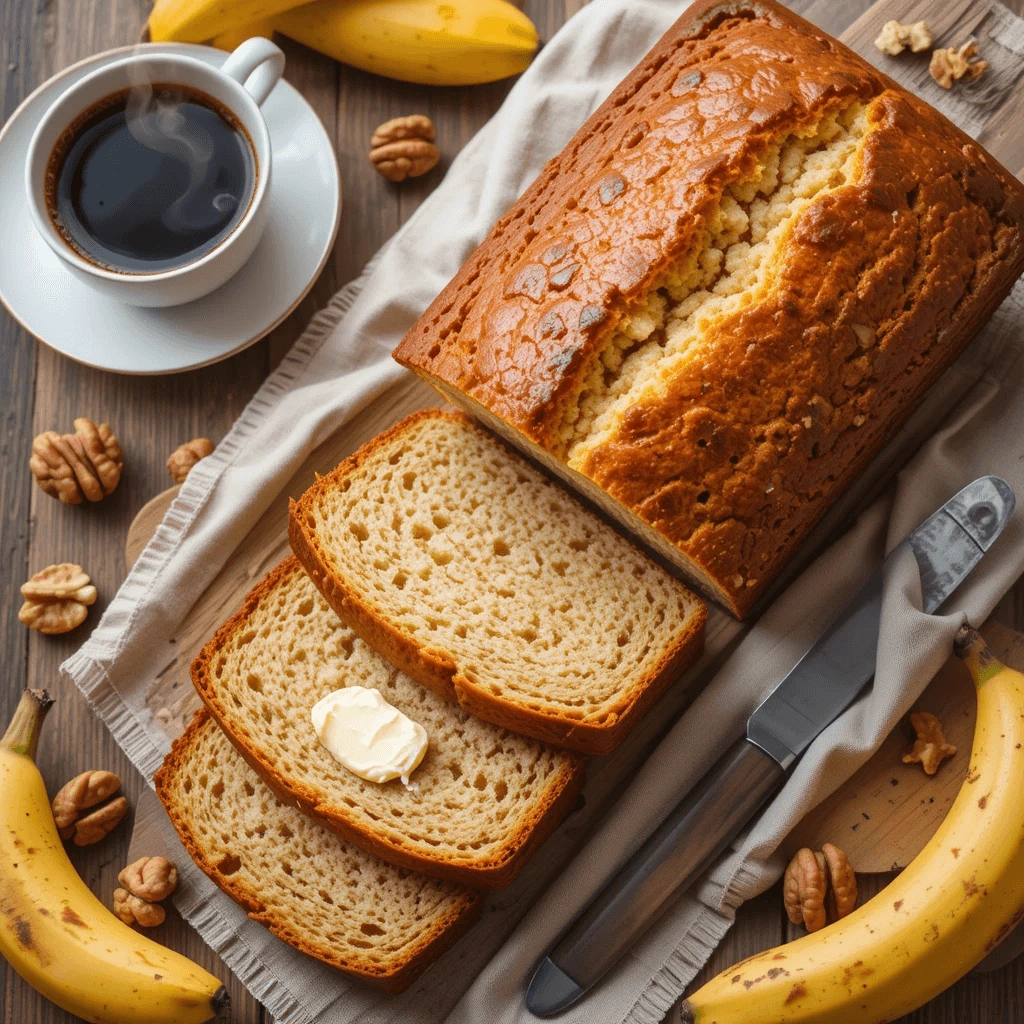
[154,710,481,994]
[192,556,584,889]
[289,409,706,756]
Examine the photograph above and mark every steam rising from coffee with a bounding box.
[46,52,255,273]
[125,54,240,233]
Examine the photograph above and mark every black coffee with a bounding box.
[46,84,256,274]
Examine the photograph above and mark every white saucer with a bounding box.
[0,43,340,374]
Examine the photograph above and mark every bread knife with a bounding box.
[526,475,1015,1017]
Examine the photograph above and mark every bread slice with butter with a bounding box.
[155,710,481,993]
[289,409,706,756]
[192,556,584,889]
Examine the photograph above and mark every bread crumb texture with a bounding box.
[155,711,480,991]
[561,104,870,459]
[292,411,704,752]
[193,556,581,885]
[394,3,1024,616]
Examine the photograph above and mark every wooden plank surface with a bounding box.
[1,2,1023,1024]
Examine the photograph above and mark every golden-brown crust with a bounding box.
[192,553,586,889]
[154,710,483,994]
[288,409,705,756]
[394,0,1024,618]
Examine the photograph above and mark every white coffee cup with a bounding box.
[25,39,285,308]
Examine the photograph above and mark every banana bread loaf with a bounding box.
[394,0,1024,617]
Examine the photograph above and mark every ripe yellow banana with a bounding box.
[680,624,1024,1024]
[273,0,539,86]
[210,17,277,53]
[148,0,309,44]
[0,690,228,1024]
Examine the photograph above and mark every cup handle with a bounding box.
[221,38,286,107]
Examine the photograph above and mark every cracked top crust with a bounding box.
[394,0,1024,616]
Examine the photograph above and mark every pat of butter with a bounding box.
[311,686,428,786]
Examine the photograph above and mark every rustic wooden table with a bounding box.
[2,0,1023,1021]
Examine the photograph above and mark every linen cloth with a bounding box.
[64,2,1024,1022]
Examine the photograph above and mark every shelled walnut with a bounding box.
[783,843,857,933]
[113,888,166,928]
[51,769,127,846]
[903,711,957,774]
[929,41,987,89]
[19,563,97,635]
[874,19,932,56]
[167,437,214,483]
[119,856,178,903]
[114,855,178,928]
[370,115,440,182]
[30,418,123,504]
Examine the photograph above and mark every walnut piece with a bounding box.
[929,41,987,89]
[783,844,857,933]
[167,437,214,484]
[73,795,129,846]
[19,563,97,635]
[51,769,121,839]
[874,19,932,56]
[784,848,828,932]
[30,418,123,504]
[119,856,178,902]
[51,769,126,846]
[370,115,440,182]
[113,888,166,928]
[903,710,957,774]
[822,842,858,922]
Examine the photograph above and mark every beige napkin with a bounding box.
[65,1,1024,1023]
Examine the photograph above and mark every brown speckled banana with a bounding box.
[0,690,228,1024]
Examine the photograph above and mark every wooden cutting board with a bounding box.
[125,485,179,568]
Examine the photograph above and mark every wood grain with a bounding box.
[2,2,1024,1024]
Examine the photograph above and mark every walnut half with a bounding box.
[902,710,957,774]
[370,115,440,182]
[167,437,214,484]
[929,41,987,89]
[51,770,121,837]
[119,856,178,902]
[783,843,857,933]
[30,418,123,504]
[51,770,127,845]
[19,563,97,635]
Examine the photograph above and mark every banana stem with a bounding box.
[1,689,54,760]
[953,623,1003,685]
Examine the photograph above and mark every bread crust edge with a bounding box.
[192,553,587,890]
[154,709,483,994]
